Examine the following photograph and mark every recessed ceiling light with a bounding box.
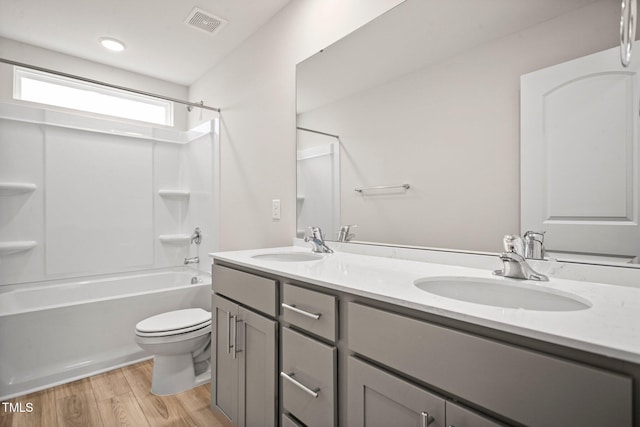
[100,37,126,52]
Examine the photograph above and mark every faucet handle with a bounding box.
[524,230,545,241]
[190,227,202,245]
[308,226,324,239]
[337,224,358,242]
[524,231,545,260]
[502,234,525,256]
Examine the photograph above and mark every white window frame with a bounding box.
[13,67,174,126]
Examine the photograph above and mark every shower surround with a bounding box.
[0,102,219,396]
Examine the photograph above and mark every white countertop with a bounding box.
[210,246,640,364]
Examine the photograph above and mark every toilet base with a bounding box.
[150,354,211,396]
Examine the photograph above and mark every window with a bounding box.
[13,67,174,126]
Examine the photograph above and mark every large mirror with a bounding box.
[296,0,640,267]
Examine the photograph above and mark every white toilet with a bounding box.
[135,308,212,395]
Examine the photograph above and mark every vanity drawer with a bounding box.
[282,327,336,427]
[212,264,277,317]
[282,283,337,342]
[347,302,632,427]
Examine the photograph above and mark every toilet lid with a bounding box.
[136,308,211,333]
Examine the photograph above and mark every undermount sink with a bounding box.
[414,277,590,311]
[251,252,325,262]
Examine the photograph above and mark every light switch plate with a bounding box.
[272,199,281,220]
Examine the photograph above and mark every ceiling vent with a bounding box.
[185,7,227,35]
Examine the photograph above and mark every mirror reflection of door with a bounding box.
[296,128,340,239]
[521,46,640,264]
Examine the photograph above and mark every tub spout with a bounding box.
[184,256,199,265]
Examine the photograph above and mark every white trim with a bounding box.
[0,103,215,144]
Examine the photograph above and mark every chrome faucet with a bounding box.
[493,235,548,281]
[184,256,200,265]
[304,226,333,253]
[337,224,357,242]
[524,231,545,260]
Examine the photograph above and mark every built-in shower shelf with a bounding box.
[0,182,37,196]
[296,195,305,202]
[158,234,191,245]
[158,189,191,200]
[0,241,37,255]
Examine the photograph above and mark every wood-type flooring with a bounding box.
[0,360,224,427]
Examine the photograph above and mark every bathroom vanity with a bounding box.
[209,247,639,427]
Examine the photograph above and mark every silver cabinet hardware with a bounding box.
[621,0,637,67]
[226,312,242,359]
[231,315,242,359]
[421,411,430,427]
[281,371,320,398]
[226,311,232,355]
[282,303,321,320]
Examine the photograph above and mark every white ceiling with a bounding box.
[0,0,292,86]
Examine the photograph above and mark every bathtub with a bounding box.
[0,268,211,399]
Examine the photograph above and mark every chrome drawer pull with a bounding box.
[226,311,232,355]
[280,371,320,398]
[281,303,321,320]
[421,411,430,427]
[231,315,242,359]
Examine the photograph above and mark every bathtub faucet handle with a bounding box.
[191,227,202,245]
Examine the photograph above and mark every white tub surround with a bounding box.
[0,102,220,285]
[0,268,211,400]
[210,246,640,364]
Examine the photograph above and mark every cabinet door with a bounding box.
[445,401,505,427]
[348,356,445,427]
[211,294,240,425]
[237,306,277,427]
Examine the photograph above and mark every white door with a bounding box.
[521,46,640,263]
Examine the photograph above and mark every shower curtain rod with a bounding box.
[0,58,221,113]
[296,126,340,139]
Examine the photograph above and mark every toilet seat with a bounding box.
[135,308,211,337]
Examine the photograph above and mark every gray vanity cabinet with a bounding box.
[212,294,240,424]
[281,413,303,427]
[348,356,446,427]
[348,356,504,427]
[282,283,337,342]
[211,264,279,427]
[211,260,636,427]
[281,326,337,427]
[445,402,507,427]
[348,302,632,427]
